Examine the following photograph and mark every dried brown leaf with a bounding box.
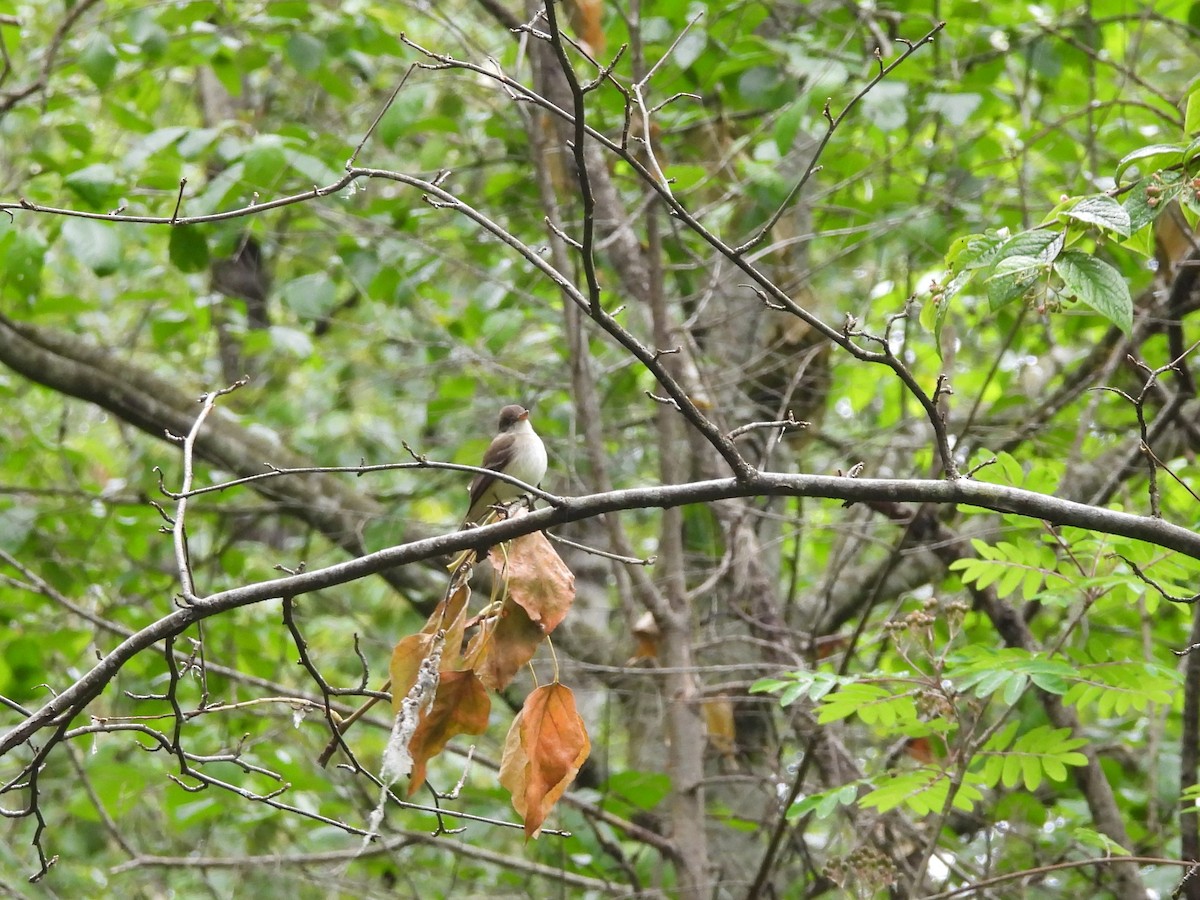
[388,632,437,716]
[488,530,575,635]
[498,683,590,839]
[407,670,491,794]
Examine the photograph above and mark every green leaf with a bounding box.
[0,226,47,301]
[278,272,336,319]
[1021,756,1043,791]
[601,771,671,811]
[269,325,315,357]
[1075,829,1131,856]
[208,51,244,96]
[986,255,1044,309]
[0,503,37,551]
[286,33,326,75]
[996,565,1024,599]
[1053,251,1133,334]
[1186,84,1200,138]
[1001,673,1027,705]
[948,647,1075,702]
[243,137,289,188]
[79,33,118,89]
[666,165,709,193]
[168,226,210,273]
[673,28,708,70]
[284,149,343,186]
[265,1,310,20]
[978,725,1089,794]
[996,451,1025,486]
[1121,224,1157,259]
[982,229,1063,310]
[1061,661,1179,715]
[60,219,122,276]
[773,101,806,155]
[749,677,790,695]
[926,267,971,356]
[63,164,120,208]
[1114,143,1185,185]
[192,162,247,215]
[945,232,1003,272]
[1183,184,1200,219]
[805,672,842,702]
[130,16,169,61]
[994,228,1065,264]
[1184,134,1200,168]
[816,682,891,723]
[1064,196,1131,237]
[859,768,980,816]
[788,782,858,821]
[862,82,908,132]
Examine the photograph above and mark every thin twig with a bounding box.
[347,64,416,168]
[546,531,656,565]
[164,379,247,603]
[734,21,946,254]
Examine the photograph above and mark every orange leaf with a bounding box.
[502,683,590,839]
[422,583,470,636]
[423,584,470,671]
[465,597,546,692]
[488,531,575,635]
[498,708,529,816]
[564,0,605,55]
[407,670,491,795]
[814,633,849,660]
[388,632,437,716]
[905,737,934,764]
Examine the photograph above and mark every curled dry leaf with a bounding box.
[498,682,590,839]
[463,596,545,692]
[488,529,575,635]
[389,584,472,716]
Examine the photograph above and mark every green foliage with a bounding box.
[754,572,1180,824]
[977,724,1089,791]
[1062,661,1178,717]
[3,0,1200,896]
[947,646,1075,701]
[949,539,1067,603]
[929,185,1140,339]
[860,768,985,816]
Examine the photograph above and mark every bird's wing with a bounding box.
[467,432,516,508]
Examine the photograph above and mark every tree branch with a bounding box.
[5,470,1200,756]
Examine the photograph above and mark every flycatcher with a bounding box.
[461,404,547,527]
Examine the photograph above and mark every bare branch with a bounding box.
[734,21,946,255]
[7,470,1200,756]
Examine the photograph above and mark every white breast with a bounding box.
[496,420,547,500]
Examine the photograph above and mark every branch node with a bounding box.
[402,440,428,463]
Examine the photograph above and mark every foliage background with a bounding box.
[3,0,1200,897]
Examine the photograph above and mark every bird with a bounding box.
[461,404,547,528]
